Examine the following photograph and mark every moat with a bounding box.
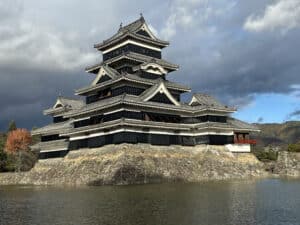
[1,179,299,225]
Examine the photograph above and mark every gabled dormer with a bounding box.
[139,80,181,106]
[134,15,159,40]
[189,93,236,112]
[91,65,120,86]
[43,96,85,123]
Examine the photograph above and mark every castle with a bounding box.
[31,16,259,159]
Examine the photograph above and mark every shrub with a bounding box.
[287,143,300,152]
[254,150,278,161]
[1,149,37,172]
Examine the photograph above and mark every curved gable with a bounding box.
[53,99,64,109]
[135,23,157,40]
[141,62,168,75]
[141,82,180,106]
[92,66,119,86]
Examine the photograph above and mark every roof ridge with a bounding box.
[58,96,83,102]
[121,17,144,31]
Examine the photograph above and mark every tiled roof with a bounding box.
[57,97,85,109]
[227,118,260,132]
[61,118,235,137]
[31,121,73,135]
[94,17,169,50]
[86,52,179,73]
[64,94,236,118]
[44,97,85,116]
[31,139,69,152]
[190,93,235,111]
[76,73,190,95]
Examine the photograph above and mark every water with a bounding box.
[0,179,299,225]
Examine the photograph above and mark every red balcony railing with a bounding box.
[234,139,257,145]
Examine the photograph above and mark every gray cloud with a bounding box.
[1,0,300,130]
[163,0,300,108]
[244,0,300,33]
[257,117,264,123]
[287,110,300,120]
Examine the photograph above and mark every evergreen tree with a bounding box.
[7,120,17,132]
[0,134,7,171]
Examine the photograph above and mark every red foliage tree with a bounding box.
[5,129,32,154]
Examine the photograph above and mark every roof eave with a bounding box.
[94,33,169,51]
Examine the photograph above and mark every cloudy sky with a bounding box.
[1,0,300,130]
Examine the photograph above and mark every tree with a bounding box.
[5,129,32,154]
[5,129,33,172]
[0,134,7,171]
[0,133,6,152]
[7,120,17,132]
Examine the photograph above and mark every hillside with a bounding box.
[253,121,300,149]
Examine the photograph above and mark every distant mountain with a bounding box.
[253,121,300,149]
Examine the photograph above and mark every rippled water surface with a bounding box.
[0,179,300,225]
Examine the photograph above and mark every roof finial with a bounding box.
[119,22,123,30]
[58,91,62,98]
[140,13,145,22]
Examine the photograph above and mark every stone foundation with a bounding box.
[0,144,267,186]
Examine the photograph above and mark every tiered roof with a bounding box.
[94,15,169,50]
[31,119,72,136]
[63,94,236,118]
[76,72,191,95]
[31,139,69,152]
[86,52,179,73]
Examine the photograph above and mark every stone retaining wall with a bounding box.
[0,144,268,186]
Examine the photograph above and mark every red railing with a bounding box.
[234,139,257,145]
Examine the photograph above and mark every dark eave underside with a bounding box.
[85,52,179,73]
[76,74,191,95]
[94,27,169,51]
[63,94,236,119]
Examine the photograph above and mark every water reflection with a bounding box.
[0,179,300,225]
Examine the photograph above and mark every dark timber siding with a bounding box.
[182,115,227,123]
[73,110,228,128]
[103,44,161,61]
[96,75,111,84]
[53,116,68,123]
[149,93,174,104]
[136,30,152,38]
[86,86,145,104]
[139,71,166,80]
[39,150,69,159]
[69,132,234,150]
[41,134,65,142]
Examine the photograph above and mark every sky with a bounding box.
[0,0,300,131]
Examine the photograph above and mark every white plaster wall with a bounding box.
[225,144,251,153]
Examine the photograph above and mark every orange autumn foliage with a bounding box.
[5,129,32,154]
